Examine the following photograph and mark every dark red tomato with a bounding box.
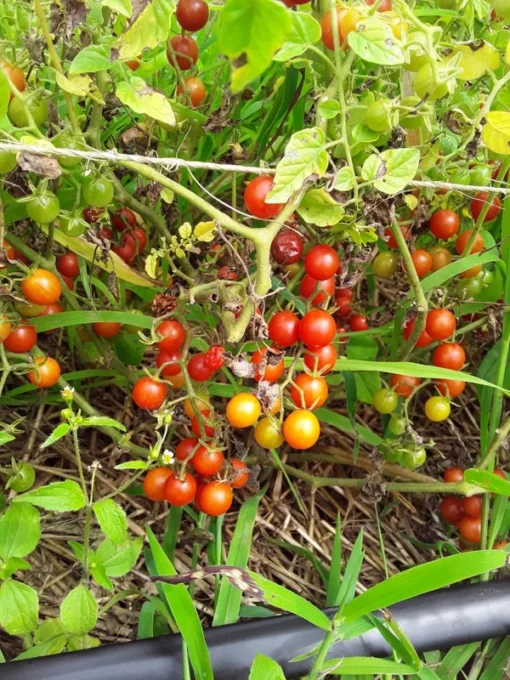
[157,320,186,352]
[132,376,167,409]
[304,245,340,281]
[271,230,304,265]
[304,343,337,375]
[176,77,206,107]
[459,516,481,543]
[300,275,335,305]
[268,311,300,347]
[335,296,352,319]
[440,496,464,525]
[156,349,182,376]
[176,0,209,31]
[389,373,420,398]
[167,35,198,71]
[251,347,284,382]
[204,345,225,371]
[218,266,238,281]
[39,302,64,321]
[432,342,465,370]
[403,318,432,347]
[191,445,224,476]
[199,481,233,516]
[429,209,459,239]
[336,287,353,302]
[188,353,215,381]
[57,252,80,278]
[93,321,121,339]
[349,314,369,332]
[384,225,410,249]
[62,275,74,291]
[455,230,484,256]
[99,226,113,240]
[366,0,392,11]
[4,323,37,353]
[426,308,456,341]
[230,459,249,489]
[299,310,336,348]
[191,410,215,438]
[470,192,502,223]
[494,469,506,480]
[436,378,465,398]
[444,467,464,483]
[290,373,328,409]
[132,226,147,253]
[1,241,29,267]
[83,206,103,224]
[125,58,141,71]
[111,207,136,231]
[244,176,283,220]
[143,467,172,501]
[337,325,348,342]
[409,249,432,278]
[463,495,483,519]
[112,233,136,263]
[164,472,197,506]
[176,437,199,461]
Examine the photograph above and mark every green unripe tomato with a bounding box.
[58,214,87,237]
[451,89,480,117]
[373,252,399,279]
[478,269,494,287]
[403,33,431,72]
[380,442,402,463]
[373,388,398,414]
[366,98,395,133]
[0,151,17,174]
[401,447,427,469]
[9,95,49,128]
[82,177,114,208]
[450,168,470,185]
[414,63,451,101]
[14,301,46,317]
[9,462,35,492]
[27,192,60,223]
[455,277,483,300]
[388,415,406,436]
[54,133,86,169]
[399,96,434,130]
[470,165,492,186]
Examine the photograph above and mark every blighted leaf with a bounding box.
[349,17,404,66]
[13,480,87,512]
[274,12,321,62]
[116,79,175,126]
[102,0,132,17]
[69,45,112,74]
[268,127,329,204]
[119,0,176,59]
[334,167,356,192]
[18,153,61,180]
[361,148,420,195]
[0,581,38,636]
[61,585,98,635]
[482,111,510,155]
[194,221,216,242]
[297,188,344,226]
[317,99,340,120]
[218,0,291,92]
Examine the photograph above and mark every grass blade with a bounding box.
[323,657,417,675]
[326,513,342,607]
[479,637,510,680]
[335,529,364,611]
[163,505,183,561]
[137,601,155,639]
[435,642,480,680]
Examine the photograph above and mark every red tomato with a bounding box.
[321,8,360,50]
[188,353,215,382]
[299,310,336,348]
[470,193,502,223]
[251,347,284,382]
[426,308,456,341]
[440,496,464,525]
[111,207,137,231]
[4,323,37,353]
[191,445,224,476]
[463,495,483,519]
[494,469,506,480]
[176,0,209,31]
[444,467,464,483]
[366,0,392,11]
[408,249,432,278]
[336,287,353,301]
[132,226,147,253]
[436,378,465,398]
[300,275,335,305]
[349,314,369,332]
[143,467,172,501]
[1,63,26,99]
[290,373,328,409]
[432,343,465,370]
[191,410,215,438]
[218,266,238,281]
[304,343,337,375]
[389,374,420,398]
[164,472,197,506]
[204,345,225,371]
[22,269,62,305]
[27,356,61,388]
[230,459,250,489]
[403,318,432,347]
[199,481,233,516]
[455,230,484,256]
[93,321,121,339]
[244,176,283,220]
[271,230,304,265]
[132,376,167,409]
[156,349,182,377]
[268,311,300,347]
[384,226,410,249]
[459,516,481,543]
[157,320,186,352]
[57,253,80,278]
[112,233,136,263]
[429,209,459,239]
[175,437,199,461]
[167,35,198,71]
[176,77,207,107]
[38,302,64,326]
[83,206,103,224]
[304,245,340,281]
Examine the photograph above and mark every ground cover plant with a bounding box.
[0,0,510,676]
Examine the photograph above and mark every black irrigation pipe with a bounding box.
[4,581,510,679]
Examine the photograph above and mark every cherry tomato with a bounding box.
[455,230,484,256]
[168,35,199,71]
[413,63,449,100]
[268,311,300,347]
[9,95,49,128]
[254,417,284,449]
[463,495,483,519]
[22,269,61,305]
[429,209,459,239]
[366,0,392,11]
[470,193,501,223]
[176,76,207,108]
[300,275,335,305]
[459,516,481,543]
[218,266,238,280]
[251,347,284,382]
[229,459,250,488]
[176,437,199,461]
[191,410,215,438]
[494,469,506,480]
[460,264,482,279]
[28,356,61,388]
[111,207,137,231]
[83,206,103,224]
[390,374,420,398]
[349,315,369,332]
[132,226,147,253]
[432,342,465,370]
[403,318,432,347]
[373,252,399,279]
[494,540,508,549]
[408,249,432,278]
[304,245,340,281]
[27,193,60,224]
[321,8,360,50]
[164,472,197,506]
[9,462,35,492]
[93,321,121,339]
[384,226,410,249]
[429,246,452,272]
[304,343,337,375]
[1,63,26,99]
[4,323,37,353]
[204,345,225,371]
[226,393,261,428]
[176,0,209,31]
[436,378,465,398]
[244,176,283,220]
[132,376,167,409]
[401,446,427,469]
[83,177,114,209]
[184,393,210,419]
[443,467,464,483]
[57,253,80,278]
[157,320,186,352]
[290,374,328,409]
[283,410,321,450]
[299,310,336,348]
[371,388,397,414]
[426,308,456,341]
[143,467,172,501]
[188,353,215,382]
[199,481,233,516]
[112,233,136,264]
[156,349,182,377]
[0,315,12,343]
[440,496,464,525]
[0,151,17,174]
[388,415,406,436]
[425,395,451,422]
[271,230,304,265]
[455,277,482,300]
[192,445,224,476]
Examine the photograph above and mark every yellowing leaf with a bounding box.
[482,111,510,155]
[145,251,160,279]
[160,188,174,203]
[178,222,193,239]
[483,43,500,69]
[116,79,175,126]
[118,0,175,58]
[194,221,216,242]
[55,72,105,104]
[447,44,498,81]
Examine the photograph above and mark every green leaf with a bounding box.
[335,530,364,612]
[60,585,98,635]
[67,634,100,651]
[194,221,217,242]
[0,432,15,446]
[354,372,381,404]
[217,0,291,92]
[93,499,128,545]
[334,166,356,191]
[367,614,421,670]
[0,580,38,635]
[96,538,143,577]
[0,71,11,119]
[341,551,505,623]
[249,653,286,680]
[315,408,381,446]
[115,460,147,470]
[101,0,132,17]
[13,481,87,512]
[116,79,175,126]
[326,513,342,607]
[69,45,112,75]
[420,250,500,294]
[0,557,31,580]
[323,657,417,675]
[362,148,420,195]
[318,98,341,121]
[274,11,321,61]
[0,504,40,559]
[435,642,480,680]
[268,127,329,204]
[34,618,67,644]
[118,0,176,59]
[348,17,404,66]
[40,423,71,449]
[137,601,155,639]
[464,468,510,496]
[297,188,344,227]
[32,310,154,333]
[80,416,126,430]
[14,634,68,660]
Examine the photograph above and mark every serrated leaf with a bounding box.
[69,45,112,74]
[482,111,510,155]
[218,0,292,92]
[96,538,143,577]
[116,79,175,126]
[317,99,340,120]
[249,653,286,680]
[115,460,147,470]
[297,188,344,226]
[61,585,98,635]
[0,581,38,636]
[194,221,216,242]
[93,499,128,545]
[178,222,193,239]
[268,127,329,203]
[349,17,404,66]
[274,11,321,62]
[0,504,40,559]
[102,0,132,17]
[362,148,420,195]
[334,166,355,191]
[13,481,87,512]
[40,422,71,449]
[119,0,176,59]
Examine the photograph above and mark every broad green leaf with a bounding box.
[352,123,380,144]
[347,334,379,361]
[93,499,128,545]
[67,634,100,651]
[13,635,68,660]
[116,79,175,126]
[0,557,31,580]
[96,538,143,577]
[323,657,417,675]
[102,0,132,17]
[318,99,340,121]
[268,127,329,204]
[0,70,10,119]
[115,460,147,470]
[118,0,176,58]
[34,618,67,644]
[362,148,420,195]
[13,481,87,512]
[40,423,71,449]
[274,12,321,61]
[297,188,344,227]
[69,45,112,74]
[349,17,404,66]
[0,504,40,559]
[464,468,510,496]
[334,166,355,191]
[446,44,496,80]
[60,585,98,635]
[354,372,381,403]
[0,580,38,635]
[217,0,291,92]
[482,112,510,155]
[341,551,505,623]
[80,416,126,430]
[249,653,286,680]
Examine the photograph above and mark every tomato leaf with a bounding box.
[349,17,404,66]
[274,11,321,62]
[249,654,286,680]
[69,45,113,74]
[482,112,510,156]
[102,0,132,17]
[118,0,176,59]
[297,188,344,226]
[362,148,420,195]
[117,79,176,126]
[40,422,71,449]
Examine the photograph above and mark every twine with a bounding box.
[1,140,509,196]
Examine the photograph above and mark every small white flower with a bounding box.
[61,386,75,402]
[161,449,175,465]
